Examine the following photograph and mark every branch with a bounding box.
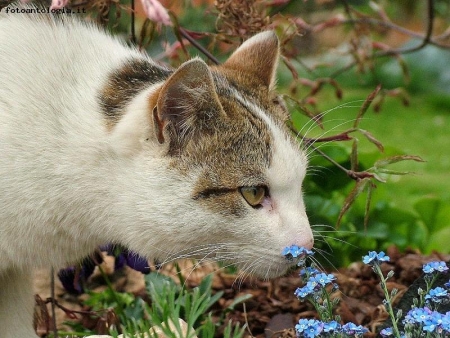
[374,0,435,57]
[130,0,136,45]
[178,28,220,65]
[43,297,101,319]
[308,143,375,181]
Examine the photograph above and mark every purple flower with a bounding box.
[363,251,390,265]
[101,244,151,274]
[59,244,151,293]
[57,254,99,294]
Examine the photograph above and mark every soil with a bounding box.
[33,246,450,337]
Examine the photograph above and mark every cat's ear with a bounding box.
[223,31,280,89]
[153,58,223,152]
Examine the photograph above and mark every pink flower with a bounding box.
[140,0,171,26]
[50,0,69,10]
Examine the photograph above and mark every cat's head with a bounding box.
[109,31,313,279]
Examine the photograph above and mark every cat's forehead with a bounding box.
[177,69,305,185]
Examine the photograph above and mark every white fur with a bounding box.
[0,11,313,338]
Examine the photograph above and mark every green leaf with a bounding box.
[226,294,253,311]
[427,227,450,253]
[145,272,179,296]
[414,197,441,232]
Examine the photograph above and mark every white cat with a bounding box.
[0,5,313,337]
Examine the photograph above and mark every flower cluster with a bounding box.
[425,287,448,304]
[286,247,450,337]
[284,246,368,337]
[296,319,368,338]
[282,245,314,261]
[403,307,450,334]
[59,244,151,294]
[378,259,450,337]
[294,271,337,300]
[362,251,390,265]
[423,261,449,274]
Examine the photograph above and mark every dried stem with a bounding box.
[44,297,100,318]
[130,0,136,45]
[179,28,220,65]
[308,143,374,181]
[50,268,58,338]
[375,0,435,56]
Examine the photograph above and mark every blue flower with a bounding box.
[323,320,341,333]
[422,312,444,333]
[363,251,390,265]
[299,266,321,278]
[341,322,368,335]
[425,287,448,304]
[282,245,314,261]
[441,312,450,331]
[423,261,449,274]
[380,327,393,336]
[295,285,314,299]
[404,307,432,324]
[295,319,323,338]
[311,272,336,287]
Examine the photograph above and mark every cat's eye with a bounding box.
[239,186,266,207]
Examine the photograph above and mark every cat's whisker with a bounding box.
[295,100,364,143]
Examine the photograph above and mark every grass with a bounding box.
[291,87,450,211]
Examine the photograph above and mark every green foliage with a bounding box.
[63,271,248,337]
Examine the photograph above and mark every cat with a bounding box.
[0,4,313,337]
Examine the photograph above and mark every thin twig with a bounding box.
[375,0,435,57]
[301,131,354,146]
[50,268,58,338]
[330,0,439,79]
[130,0,136,45]
[44,297,100,317]
[309,143,374,181]
[339,0,354,21]
[179,28,220,65]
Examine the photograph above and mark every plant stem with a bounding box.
[374,264,402,338]
[98,265,126,319]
